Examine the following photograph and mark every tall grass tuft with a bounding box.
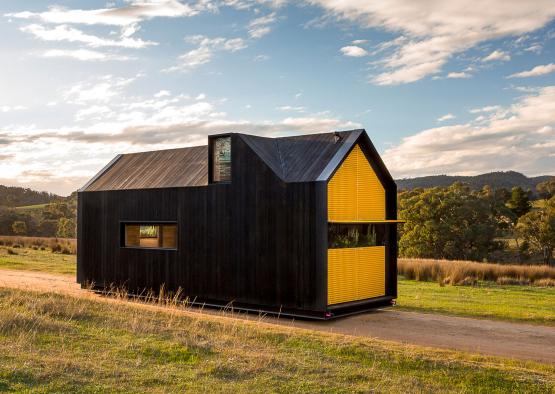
[399,258,555,286]
[0,235,76,254]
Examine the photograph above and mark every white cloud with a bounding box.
[383,86,555,177]
[21,23,157,49]
[253,54,270,61]
[6,0,201,26]
[469,105,501,114]
[0,105,27,112]
[437,113,455,122]
[0,88,359,194]
[74,105,112,121]
[507,63,555,78]
[351,39,367,45]
[446,71,471,79]
[340,45,368,57]
[524,44,542,54]
[63,75,138,104]
[42,49,130,61]
[164,35,247,72]
[276,105,306,112]
[248,12,277,38]
[154,90,171,98]
[309,0,555,85]
[482,49,510,62]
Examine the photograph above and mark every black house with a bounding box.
[77,129,400,318]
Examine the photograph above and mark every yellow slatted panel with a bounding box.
[327,145,385,222]
[327,248,358,304]
[327,144,387,305]
[356,146,385,220]
[327,148,357,221]
[328,246,385,305]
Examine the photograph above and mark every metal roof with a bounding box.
[81,129,387,191]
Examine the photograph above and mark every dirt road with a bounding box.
[1,269,554,364]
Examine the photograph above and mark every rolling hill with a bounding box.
[396,171,554,192]
[0,185,62,207]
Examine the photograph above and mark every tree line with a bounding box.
[0,185,60,207]
[399,179,555,265]
[0,195,77,238]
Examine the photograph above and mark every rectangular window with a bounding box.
[123,223,177,249]
[212,136,231,182]
[328,223,385,249]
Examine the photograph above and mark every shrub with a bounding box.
[0,236,76,254]
[535,278,555,287]
[50,242,62,253]
[399,258,555,286]
[7,248,17,255]
[496,277,531,286]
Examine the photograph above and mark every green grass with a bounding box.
[397,278,555,325]
[13,203,49,210]
[1,248,554,325]
[0,288,553,393]
[0,247,75,276]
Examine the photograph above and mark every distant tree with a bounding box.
[537,180,555,200]
[56,217,76,238]
[38,219,58,237]
[494,187,511,204]
[506,187,531,219]
[11,220,27,236]
[516,197,555,266]
[399,183,501,261]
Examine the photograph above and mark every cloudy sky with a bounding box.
[1,0,555,195]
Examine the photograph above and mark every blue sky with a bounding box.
[1,0,554,195]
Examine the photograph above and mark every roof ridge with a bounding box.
[275,138,286,180]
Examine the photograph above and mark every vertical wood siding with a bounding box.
[78,135,327,313]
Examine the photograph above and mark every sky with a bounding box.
[1,0,555,196]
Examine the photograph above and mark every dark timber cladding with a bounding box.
[77,129,399,319]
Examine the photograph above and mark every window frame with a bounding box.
[120,221,179,251]
[208,133,232,184]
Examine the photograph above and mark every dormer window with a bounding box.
[211,135,231,183]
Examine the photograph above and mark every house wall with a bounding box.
[77,136,328,314]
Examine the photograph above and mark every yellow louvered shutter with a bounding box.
[328,247,385,305]
[327,144,387,305]
[327,145,385,222]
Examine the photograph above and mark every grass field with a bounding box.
[1,288,554,393]
[397,279,555,325]
[2,247,555,325]
[0,247,75,275]
[13,203,49,210]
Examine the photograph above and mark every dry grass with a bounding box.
[399,258,555,286]
[0,287,554,393]
[0,235,76,254]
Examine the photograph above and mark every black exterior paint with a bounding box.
[77,131,397,318]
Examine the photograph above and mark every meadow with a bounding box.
[1,244,554,325]
[1,242,555,392]
[1,287,554,393]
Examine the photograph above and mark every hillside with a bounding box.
[396,171,554,192]
[0,185,62,207]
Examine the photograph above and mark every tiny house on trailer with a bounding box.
[77,129,400,319]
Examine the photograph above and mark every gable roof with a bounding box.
[81,129,391,191]
[83,146,207,191]
[240,129,363,182]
